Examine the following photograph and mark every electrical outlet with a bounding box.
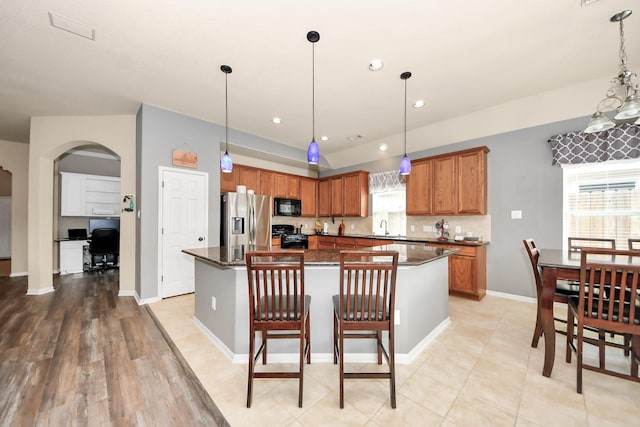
[410,225,415,232]
[394,309,400,325]
[211,296,217,310]
[351,224,354,230]
[455,226,461,233]
[423,225,432,232]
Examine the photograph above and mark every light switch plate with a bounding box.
[410,225,415,232]
[511,210,523,219]
[455,226,461,233]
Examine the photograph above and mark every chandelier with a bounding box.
[584,10,640,133]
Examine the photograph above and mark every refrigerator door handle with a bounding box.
[248,194,256,245]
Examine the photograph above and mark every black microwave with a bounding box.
[274,198,302,217]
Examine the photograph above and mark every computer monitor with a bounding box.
[89,218,120,235]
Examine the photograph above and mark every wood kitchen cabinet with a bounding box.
[237,165,260,193]
[342,171,368,217]
[406,146,488,216]
[317,236,336,249]
[307,235,318,249]
[300,177,317,217]
[274,173,300,199]
[427,243,486,300]
[220,168,239,192]
[260,170,274,196]
[318,179,331,217]
[432,156,457,215]
[330,177,343,216]
[457,148,488,215]
[406,159,432,215]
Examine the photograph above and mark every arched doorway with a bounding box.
[0,166,11,277]
[54,144,121,278]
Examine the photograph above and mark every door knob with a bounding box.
[198,237,204,241]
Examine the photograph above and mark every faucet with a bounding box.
[379,219,389,235]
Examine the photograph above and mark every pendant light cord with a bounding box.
[403,77,407,157]
[312,41,315,140]
[225,71,229,154]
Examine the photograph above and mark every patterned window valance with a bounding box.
[369,170,406,194]
[548,124,640,166]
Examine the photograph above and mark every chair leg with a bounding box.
[377,331,383,364]
[598,330,606,369]
[306,311,311,364]
[333,312,338,365]
[389,327,396,409]
[566,309,574,363]
[632,335,639,378]
[339,325,345,409]
[262,333,267,365]
[624,334,631,357]
[247,330,255,408]
[298,321,305,408]
[577,328,583,394]
[531,309,543,348]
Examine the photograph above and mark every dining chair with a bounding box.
[333,250,399,409]
[568,237,616,252]
[523,239,579,346]
[245,250,311,408]
[566,248,640,393]
[629,238,640,250]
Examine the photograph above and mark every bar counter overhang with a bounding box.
[183,243,456,364]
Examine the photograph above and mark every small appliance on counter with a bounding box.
[272,224,309,249]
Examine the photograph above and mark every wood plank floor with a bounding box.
[0,271,228,427]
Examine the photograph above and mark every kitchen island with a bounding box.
[183,243,456,364]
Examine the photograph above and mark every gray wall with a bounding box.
[136,104,222,300]
[325,117,588,298]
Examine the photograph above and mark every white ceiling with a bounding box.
[1,0,639,169]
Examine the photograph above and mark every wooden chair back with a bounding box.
[338,250,399,329]
[629,238,640,250]
[577,249,640,335]
[246,250,306,325]
[568,237,616,252]
[523,239,542,297]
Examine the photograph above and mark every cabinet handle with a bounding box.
[198,237,204,242]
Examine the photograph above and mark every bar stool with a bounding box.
[333,250,399,408]
[245,250,311,408]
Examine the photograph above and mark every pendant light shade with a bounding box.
[307,31,320,165]
[220,64,233,173]
[399,71,412,176]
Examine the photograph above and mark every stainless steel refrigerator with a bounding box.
[220,192,271,249]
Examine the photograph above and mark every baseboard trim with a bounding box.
[26,286,55,295]
[486,290,536,304]
[9,271,27,277]
[135,294,162,305]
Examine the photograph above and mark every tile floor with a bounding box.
[150,294,640,426]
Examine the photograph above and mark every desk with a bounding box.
[58,239,90,274]
[537,249,640,377]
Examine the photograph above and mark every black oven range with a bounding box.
[272,224,309,249]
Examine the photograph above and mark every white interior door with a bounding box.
[160,168,208,298]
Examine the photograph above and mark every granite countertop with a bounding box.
[304,233,489,247]
[183,242,457,268]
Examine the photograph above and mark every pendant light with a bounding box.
[220,65,233,173]
[399,71,412,176]
[584,10,640,133]
[306,31,320,165]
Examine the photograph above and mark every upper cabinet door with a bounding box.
[330,176,343,216]
[274,173,288,198]
[260,170,274,196]
[457,149,487,215]
[300,177,317,217]
[237,165,261,194]
[287,175,300,199]
[432,156,457,215]
[318,179,331,217]
[406,159,432,215]
[342,171,368,217]
[220,168,238,193]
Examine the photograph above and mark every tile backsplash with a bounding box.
[273,215,491,242]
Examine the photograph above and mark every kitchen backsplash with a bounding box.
[273,215,491,242]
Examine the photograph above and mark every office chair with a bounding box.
[89,228,119,273]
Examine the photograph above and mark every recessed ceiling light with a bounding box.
[271,117,283,124]
[368,59,383,71]
[413,100,425,108]
[48,11,95,41]
[320,136,329,141]
[347,134,364,141]
[379,144,388,151]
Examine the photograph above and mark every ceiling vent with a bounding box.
[48,11,95,41]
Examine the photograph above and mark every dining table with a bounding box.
[537,248,640,377]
